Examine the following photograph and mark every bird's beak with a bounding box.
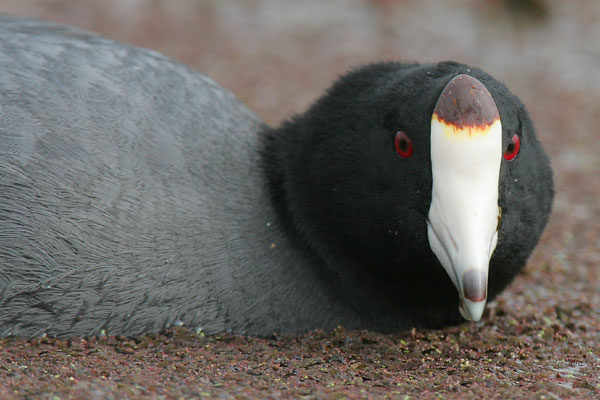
[427,74,502,322]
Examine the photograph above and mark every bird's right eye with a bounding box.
[394,131,413,158]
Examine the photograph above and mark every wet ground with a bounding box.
[0,0,598,398]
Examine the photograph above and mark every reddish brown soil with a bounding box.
[0,0,598,398]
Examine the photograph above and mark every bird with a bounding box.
[0,16,553,338]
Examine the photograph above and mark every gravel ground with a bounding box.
[0,0,598,398]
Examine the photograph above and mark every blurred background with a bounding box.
[0,0,598,315]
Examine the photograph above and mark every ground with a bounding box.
[0,0,598,398]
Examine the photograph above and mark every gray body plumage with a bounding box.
[0,17,348,337]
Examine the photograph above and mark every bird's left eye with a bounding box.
[394,131,413,158]
[504,134,520,161]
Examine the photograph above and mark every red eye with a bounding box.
[503,134,520,161]
[394,131,413,158]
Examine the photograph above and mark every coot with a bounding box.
[0,16,553,337]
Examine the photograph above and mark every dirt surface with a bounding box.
[0,0,598,398]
